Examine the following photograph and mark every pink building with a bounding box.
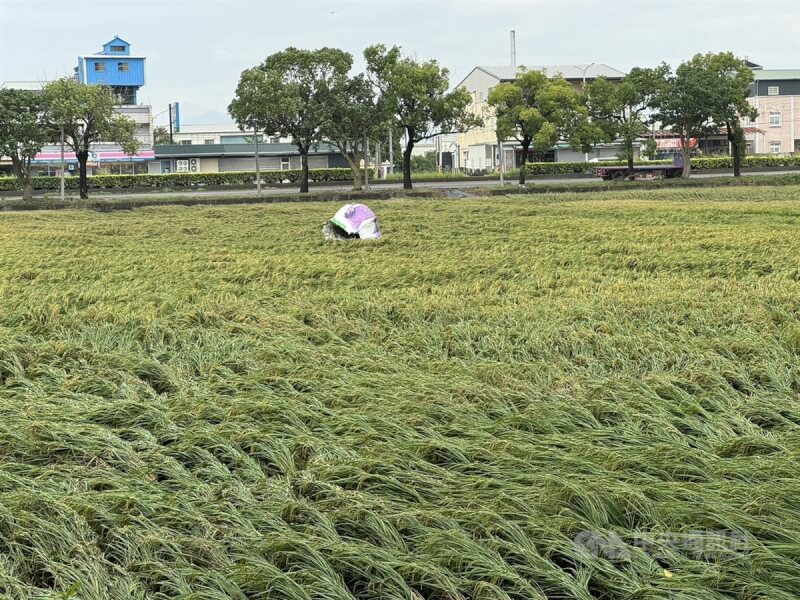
[745,66,800,155]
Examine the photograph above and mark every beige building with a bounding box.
[745,68,800,155]
[454,64,627,171]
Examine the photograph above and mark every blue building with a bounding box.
[76,36,145,104]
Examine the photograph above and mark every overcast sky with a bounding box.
[1,0,799,125]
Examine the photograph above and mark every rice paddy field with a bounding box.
[0,186,799,600]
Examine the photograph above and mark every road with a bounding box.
[7,169,799,202]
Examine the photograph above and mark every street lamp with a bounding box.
[579,63,596,162]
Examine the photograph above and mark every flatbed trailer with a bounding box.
[592,163,683,181]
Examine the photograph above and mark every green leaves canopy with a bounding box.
[489,69,591,156]
[584,65,669,168]
[651,52,756,176]
[228,47,352,152]
[45,78,139,156]
[365,45,479,144]
[0,88,52,199]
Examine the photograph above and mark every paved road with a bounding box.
[9,169,799,202]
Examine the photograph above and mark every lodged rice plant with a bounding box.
[0,186,799,599]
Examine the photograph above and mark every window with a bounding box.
[767,86,780,96]
[118,62,129,72]
[270,137,281,144]
[94,62,106,72]
[180,140,192,145]
[111,45,126,52]
[769,141,781,154]
[769,112,781,127]
[280,157,291,171]
[204,139,214,144]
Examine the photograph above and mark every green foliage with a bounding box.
[229,47,353,192]
[585,66,670,170]
[0,88,52,201]
[323,73,388,189]
[650,53,757,177]
[365,44,481,188]
[0,190,799,598]
[411,151,438,173]
[0,168,373,192]
[153,126,172,145]
[45,78,139,199]
[488,68,590,184]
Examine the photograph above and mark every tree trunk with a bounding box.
[344,152,362,191]
[10,157,33,202]
[519,138,531,186]
[22,180,33,202]
[299,148,309,193]
[77,149,90,199]
[403,138,414,190]
[727,121,743,177]
[625,137,635,178]
[680,136,692,178]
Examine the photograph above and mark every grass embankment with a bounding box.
[0,186,799,599]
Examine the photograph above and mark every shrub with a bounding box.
[0,168,375,192]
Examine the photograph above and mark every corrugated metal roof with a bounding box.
[476,64,627,81]
[753,69,800,81]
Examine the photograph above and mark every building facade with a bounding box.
[153,142,346,174]
[0,36,155,176]
[746,68,800,155]
[455,64,629,171]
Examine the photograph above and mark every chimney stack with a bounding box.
[510,30,517,68]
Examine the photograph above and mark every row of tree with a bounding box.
[228,45,480,192]
[490,51,756,183]
[0,79,139,200]
[0,48,756,200]
[229,47,756,189]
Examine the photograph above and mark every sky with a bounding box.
[1,0,799,125]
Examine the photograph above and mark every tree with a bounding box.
[651,53,756,178]
[488,69,592,185]
[705,53,758,177]
[153,126,172,145]
[584,65,669,177]
[229,47,352,193]
[365,45,480,190]
[45,79,138,199]
[0,89,51,202]
[324,74,388,190]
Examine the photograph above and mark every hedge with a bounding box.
[0,168,375,192]
[1,155,799,192]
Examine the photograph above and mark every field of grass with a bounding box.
[0,186,799,599]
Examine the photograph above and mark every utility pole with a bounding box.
[581,63,596,163]
[254,127,261,197]
[59,127,65,202]
[168,103,174,143]
[363,134,370,191]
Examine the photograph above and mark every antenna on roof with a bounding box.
[510,30,517,68]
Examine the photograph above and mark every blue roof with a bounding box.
[105,35,130,47]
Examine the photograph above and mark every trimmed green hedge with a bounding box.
[0,168,374,192]
[1,155,799,192]
[510,154,800,177]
